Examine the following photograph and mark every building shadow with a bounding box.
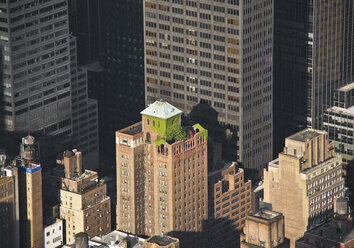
[187,101,239,172]
[166,217,239,248]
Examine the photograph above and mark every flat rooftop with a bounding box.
[305,219,354,244]
[288,129,323,142]
[122,124,142,135]
[69,170,97,182]
[338,82,354,92]
[327,105,354,116]
[147,235,178,246]
[251,209,281,221]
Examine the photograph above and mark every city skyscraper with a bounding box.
[0,0,98,166]
[274,0,354,154]
[144,0,273,176]
[264,129,344,247]
[96,0,145,160]
[116,100,208,236]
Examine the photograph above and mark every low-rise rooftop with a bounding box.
[147,235,179,246]
[288,129,323,142]
[122,124,142,135]
[250,209,281,221]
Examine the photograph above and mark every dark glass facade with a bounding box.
[99,0,145,159]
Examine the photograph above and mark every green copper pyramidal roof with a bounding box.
[141,99,182,119]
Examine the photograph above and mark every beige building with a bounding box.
[264,129,344,247]
[116,99,208,236]
[240,209,289,248]
[17,161,43,248]
[60,150,111,244]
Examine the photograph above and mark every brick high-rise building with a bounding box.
[264,129,345,247]
[0,153,19,248]
[116,99,208,236]
[208,162,252,248]
[144,0,273,175]
[60,149,111,244]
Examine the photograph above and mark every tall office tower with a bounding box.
[264,129,345,247]
[240,209,289,248]
[208,162,252,248]
[60,149,111,244]
[15,138,43,248]
[273,0,308,154]
[69,36,99,169]
[97,0,145,160]
[68,0,100,64]
[274,0,354,154]
[0,0,98,166]
[0,153,20,248]
[116,100,208,236]
[144,0,273,176]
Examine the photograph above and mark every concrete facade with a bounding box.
[116,100,208,236]
[264,129,345,247]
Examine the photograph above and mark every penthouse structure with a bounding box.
[60,149,111,244]
[264,129,345,247]
[116,99,208,236]
[240,209,289,248]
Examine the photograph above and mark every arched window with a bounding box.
[146,132,151,143]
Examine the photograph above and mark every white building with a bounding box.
[44,219,63,248]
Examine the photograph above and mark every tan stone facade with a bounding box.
[264,129,345,247]
[60,150,111,244]
[116,100,208,236]
[18,162,43,248]
[240,209,288,248]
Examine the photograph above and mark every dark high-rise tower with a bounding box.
[98,0,145,159]
[68,0,100,64]
[144,0,273,176]
[274,0,354,154]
